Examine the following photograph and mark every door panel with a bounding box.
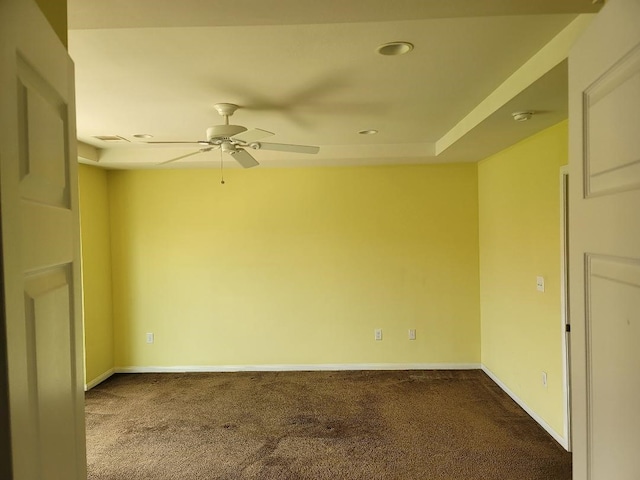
[569,0,640,479]
[584,44,640,196]
[17,53,71,208]
[27,267,77,480]
[0,0,86,478]
[586,256,640,477]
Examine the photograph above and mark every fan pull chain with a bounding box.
[220,148,225,185]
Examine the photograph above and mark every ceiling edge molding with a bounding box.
[77,141,100,163]
[68,0,602,30]
[95,143,437,169]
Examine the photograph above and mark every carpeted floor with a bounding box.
[85,370,571,479]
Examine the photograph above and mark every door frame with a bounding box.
[0,225,11,479]
[560,165,572,451]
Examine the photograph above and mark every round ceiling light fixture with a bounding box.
[377,41,414,56]
[511,111,534,122]
[133,133,154,138]
[358,129,378,135]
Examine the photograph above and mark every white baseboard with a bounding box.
[85,368,115,391]
[115,362,481,374]
[481,365,568,450]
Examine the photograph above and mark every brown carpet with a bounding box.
[85,370,571,480]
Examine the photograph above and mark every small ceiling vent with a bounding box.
[93,135,130,142]
[511,111,534,122]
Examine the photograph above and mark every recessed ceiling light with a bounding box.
[358,129,378,135]
[377,42,414,56]
[133,133,154,138]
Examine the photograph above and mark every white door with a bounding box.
[569,0,640,479]
[0,0,86,478]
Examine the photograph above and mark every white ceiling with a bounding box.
[68,0,601,169]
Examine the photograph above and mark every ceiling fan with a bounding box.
[150,103,320,168]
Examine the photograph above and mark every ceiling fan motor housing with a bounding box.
[206,124,248,142]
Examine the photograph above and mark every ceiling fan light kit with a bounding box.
[153,103,319,168]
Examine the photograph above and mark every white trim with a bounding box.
[115,363,482,374]
[481,365,568,450]
[84,368,115,391]
[559,166,572,451]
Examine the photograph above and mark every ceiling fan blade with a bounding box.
[253,142,319,154]
[231,128,274,144]
[231,148,259,168]
[158,148,212,165]
[146,141,204,144]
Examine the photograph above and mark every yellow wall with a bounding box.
[79,165,115,385]
[478,120,567,435]
[107,164,480,367]
[80,126,569,438]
